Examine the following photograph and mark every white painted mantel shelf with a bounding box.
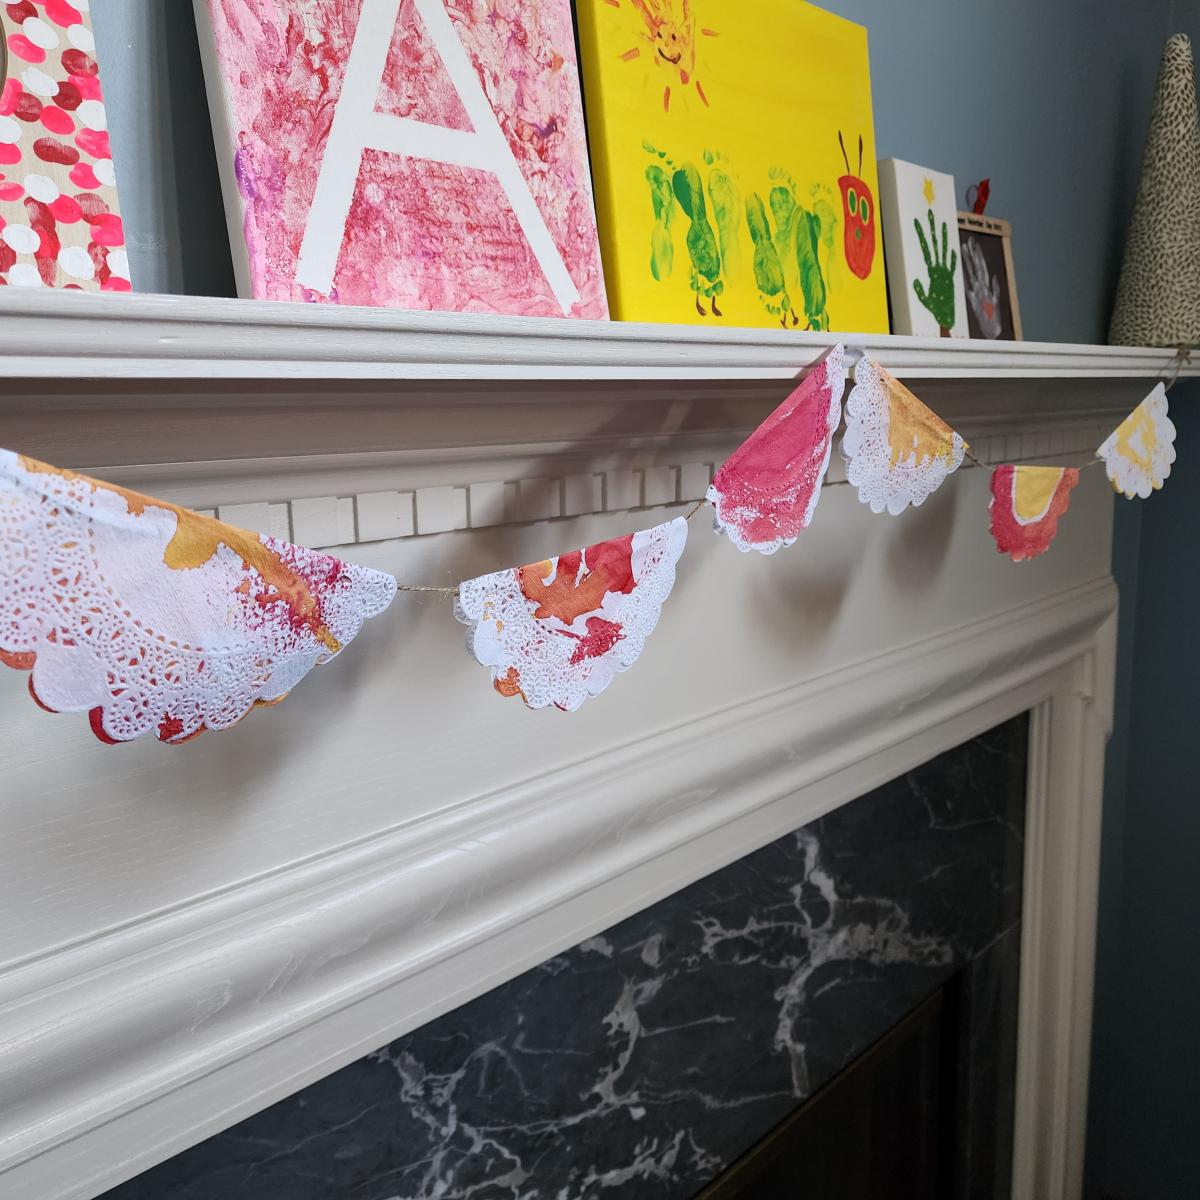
[0,290,1169,1200]
[0,288,1192,381]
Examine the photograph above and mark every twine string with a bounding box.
[1164,345,1193,392]
[396,582,459,595]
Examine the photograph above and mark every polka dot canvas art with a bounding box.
[194,0,608,318]
[0,0,129,291]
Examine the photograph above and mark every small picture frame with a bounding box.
[957,213,1023,340]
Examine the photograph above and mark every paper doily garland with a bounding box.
[842,352,968,514]
[707,344,847,554]
[989,465,1080,562]
[455,518,687,711]
[0,450,396,744]
[1097,383,1177,499]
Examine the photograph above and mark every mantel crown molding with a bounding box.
[0,289,1192,384]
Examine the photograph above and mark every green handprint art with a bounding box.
[744,192,789,326]
[642,144,724,314]
[672,163,724,316]
[794,206,829,332]
[639,144,839,326]
[912,208,958,336]
[768,177,830,331]
[645,163,675,282]
[703,149,741,273]
[766,181,800,326]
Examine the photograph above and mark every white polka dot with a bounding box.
[93,158,116,187]
[7,262,43,288]
[2,224,40,254]
[23,173,59,203]
[58,244,94,280]
[106,248,129,278]
[22,17,59,51]
[67,24,95,53]
[73,0,90,10]
[78,99,107,131]
[0,116,21,145]
[21,68,59,99]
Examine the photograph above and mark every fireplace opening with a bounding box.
[698,980,961,1199]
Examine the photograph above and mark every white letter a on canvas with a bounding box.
[295,0,580,313]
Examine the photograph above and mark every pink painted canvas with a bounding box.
[707,345,847,554]
[195,0,608,318]
[0,1,130,291]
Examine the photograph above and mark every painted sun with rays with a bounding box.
[607,0,718,112]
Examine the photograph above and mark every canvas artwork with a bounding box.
[194,0,608,318]
[575,0,889,332]
[0,0,129,290]
[877,158,968,337]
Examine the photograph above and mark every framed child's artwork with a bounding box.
[0,2,130,291]
[957,212,1022,341]
[876,159,968,338]
[193,0,608,319]
[575,0,889,333]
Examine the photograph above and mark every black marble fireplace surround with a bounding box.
[102,716,1028,1200]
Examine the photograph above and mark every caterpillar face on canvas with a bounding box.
[837,130,876,279]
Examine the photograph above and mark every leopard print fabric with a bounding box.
[1109,34,1200,348]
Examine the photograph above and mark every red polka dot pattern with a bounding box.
[0,2,129,290]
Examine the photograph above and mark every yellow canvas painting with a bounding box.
[577,0,890,332]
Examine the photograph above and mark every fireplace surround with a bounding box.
[99,717,1029,1199]
[0,292,1166,1198]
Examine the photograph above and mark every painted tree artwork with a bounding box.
[876,158,968,338]
[0,1,130,291]
[575,0,889,332]
[194,0,608,318]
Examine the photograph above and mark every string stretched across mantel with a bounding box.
[399,344,1189,598]
[399,495,724,598]
[1164,345,1193,390]
[0,344,1184,740]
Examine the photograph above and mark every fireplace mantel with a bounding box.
[0,293,1155,1199]
[0,290,1191,382]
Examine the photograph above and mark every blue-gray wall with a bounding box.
[86,3,1195,1196]
[1085,3,1200,1197]
[1088,385,1200,1200]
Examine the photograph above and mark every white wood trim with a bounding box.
[0,575,1116,1200]
[1010,611,1114,1199]
[0,288,1191,381]
[0,301,1126,1198]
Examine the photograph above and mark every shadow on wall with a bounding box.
[161,7,236,298]
[93,0,235,297]
[1087,386,1200,1200]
